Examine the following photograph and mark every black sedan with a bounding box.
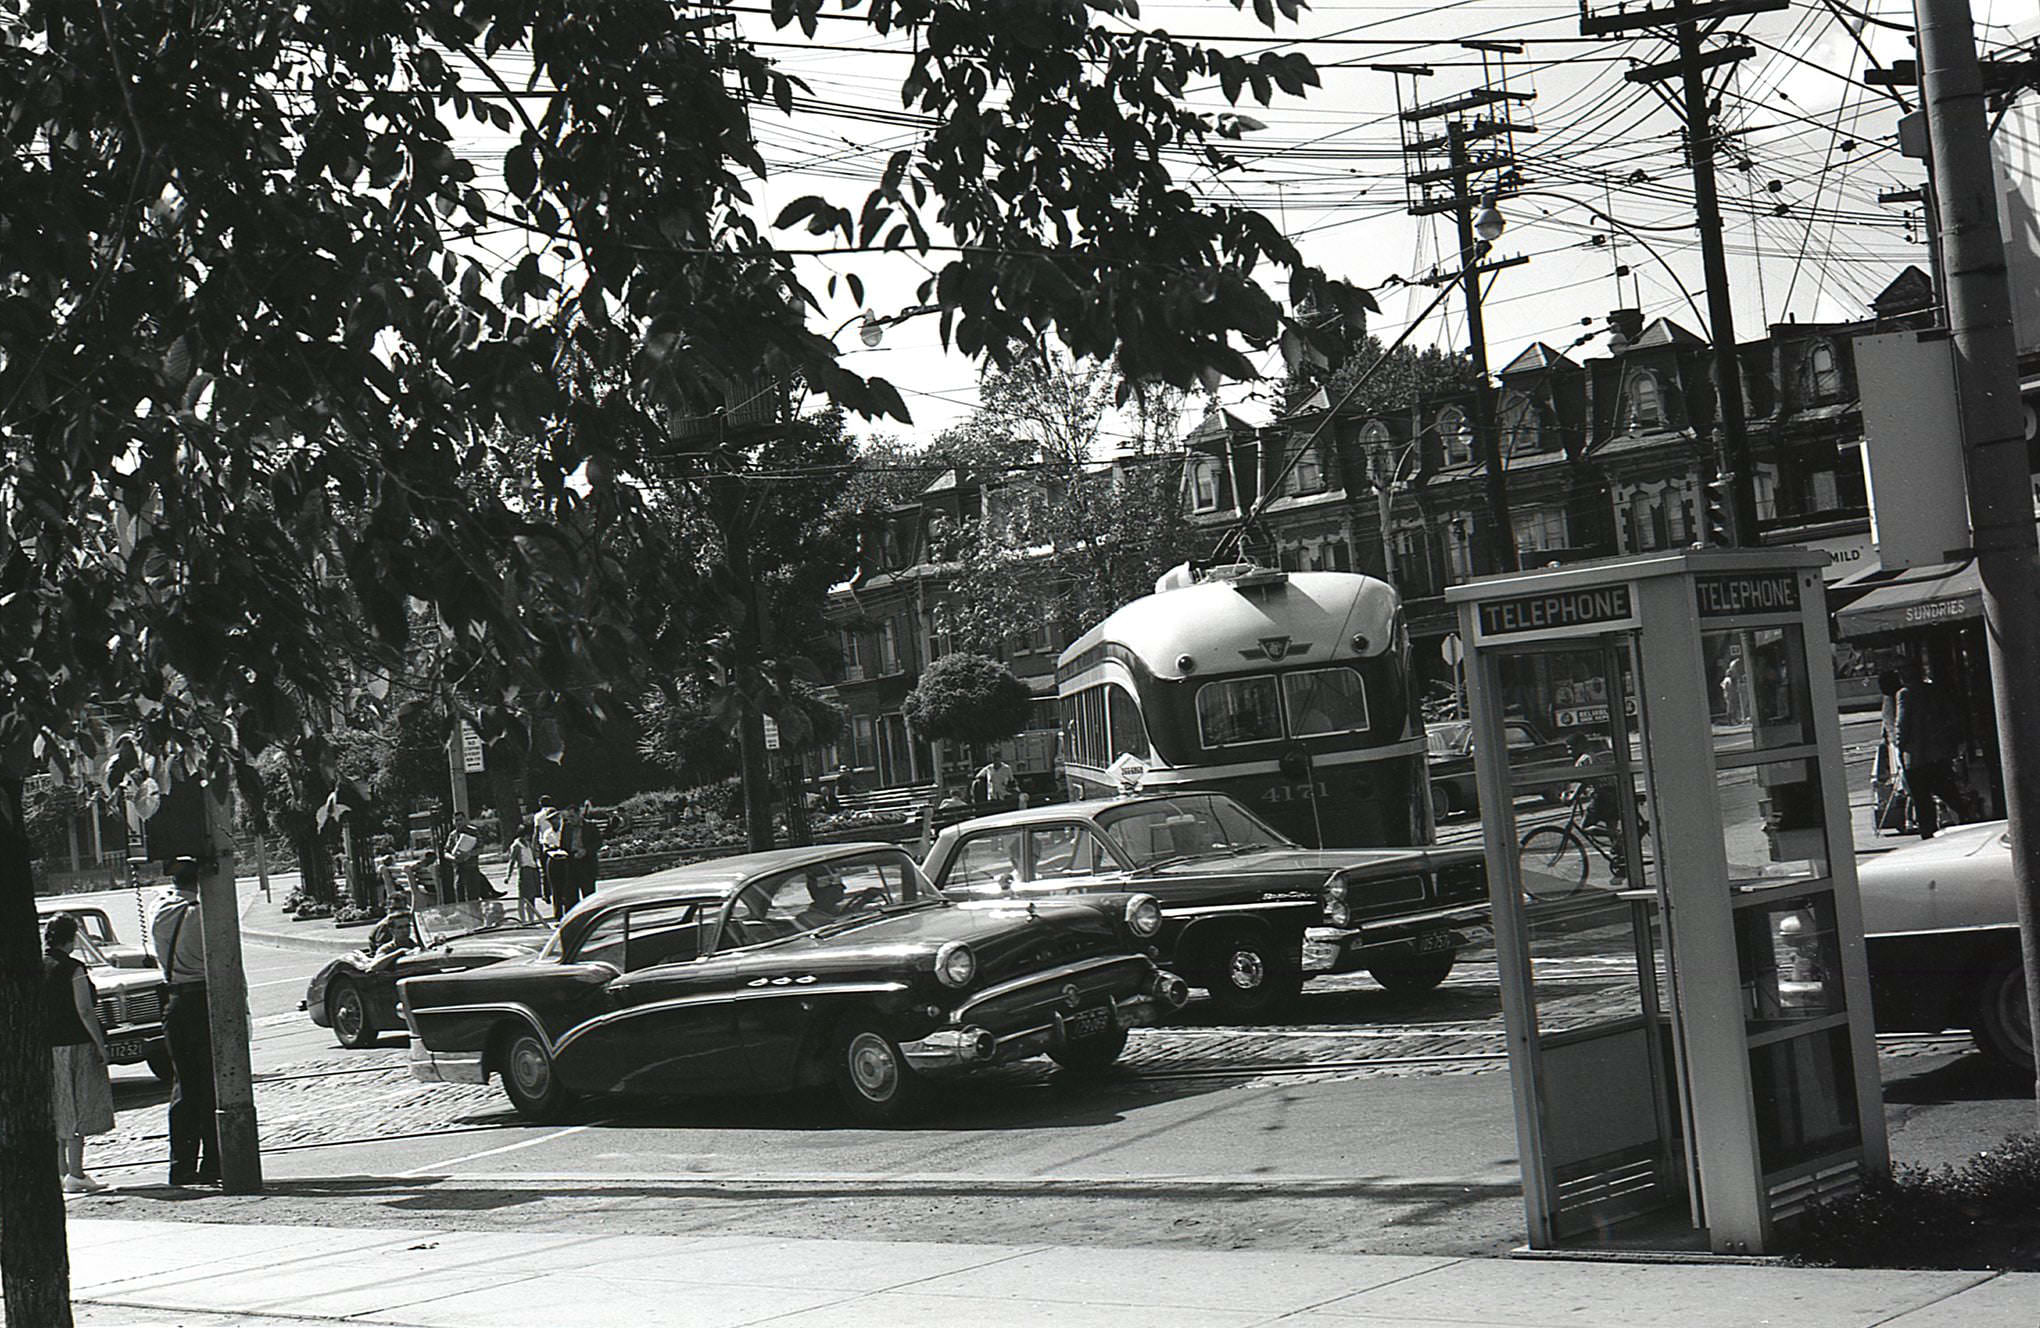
[306,901,551,1048]
[401,842,1186,1125]
[924,792,1491,1016]
[1426,718,1569,817]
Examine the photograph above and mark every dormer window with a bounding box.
[1623,370,1664,432]
[1288,442,1324,494]
[1188,457,1219,513]
[1805,340,1841,403]
[1501,392,1543,456]
[1437,406,1474,465]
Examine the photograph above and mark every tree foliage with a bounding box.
[0,1,1370,1317]
[929,350,1199,650]
[902,653,1032,751]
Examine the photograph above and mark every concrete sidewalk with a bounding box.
[32,1218,2039,1327]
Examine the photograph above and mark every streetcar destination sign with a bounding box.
[1694,572,1801,618]
[1474,585,1636,639]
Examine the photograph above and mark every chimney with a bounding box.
[1607,309,1644,352]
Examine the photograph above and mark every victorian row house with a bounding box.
[1183,267,1939,704]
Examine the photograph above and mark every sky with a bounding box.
[454,0,2040,450]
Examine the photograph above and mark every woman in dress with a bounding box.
[44,913,116,1193]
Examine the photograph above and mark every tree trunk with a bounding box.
[0,773,75,1327]
[288,819,337,904]
[737,702,774,853]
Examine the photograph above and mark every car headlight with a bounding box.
[935,940,976,989]
[1323,874,1350,928]
[1125,894,1163,939]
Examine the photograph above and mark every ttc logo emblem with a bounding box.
[1240,635,1306,662]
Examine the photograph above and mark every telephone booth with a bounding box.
[1447,548,1887,1254]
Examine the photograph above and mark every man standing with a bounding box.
[148,858,218,1186]
[1895,666,1962,839]
[974,755,1017,809]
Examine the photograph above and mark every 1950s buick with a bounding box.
[401,841,1187,1124]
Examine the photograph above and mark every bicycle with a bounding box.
[1516,782,1647,903]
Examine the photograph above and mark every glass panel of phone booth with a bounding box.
[1719,759,1831,888]
[1707,628,1816,758]
[1493,640,1682,1238]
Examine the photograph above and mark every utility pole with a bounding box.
[1914,0,2040,1125]
[1583,0,1783,546]
[199,781,262,1193]
[1389,46,1535,573]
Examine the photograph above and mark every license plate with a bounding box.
[1065,1006,1111,1040]
[106,1039,145,1062]
[1413,930,1456,955]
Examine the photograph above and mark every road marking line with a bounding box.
[395,1120,607,1178]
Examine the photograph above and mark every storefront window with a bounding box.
[1707,627,1815,757]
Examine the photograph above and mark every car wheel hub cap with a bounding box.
[335,993,362,1037]
[512,1041,549,1096]
[1229,949,1266,990]
[848,1032,898,1100]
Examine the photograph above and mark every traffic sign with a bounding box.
[459,722,486,773]
[1441,632,1464,667]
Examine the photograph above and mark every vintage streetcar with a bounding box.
[924,790,1490,1016]
[305,900,552,1049]
[401,842,1187,1124]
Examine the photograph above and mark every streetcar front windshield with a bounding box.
[1196,677,1283,747]
[1096,794,1291,866]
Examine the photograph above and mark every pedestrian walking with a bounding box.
[569,801,602,907]
[504,826,544,925]
[1872,669,1905,833]
[148,858,219,1186]
[1895,666,1962,839]
[535,795,575,920]
[45,913,115,1193]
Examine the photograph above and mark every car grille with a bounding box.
[95,989,164,1028]
[1438,861,1489,904]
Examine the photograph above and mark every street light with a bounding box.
[1473,192,1507,247]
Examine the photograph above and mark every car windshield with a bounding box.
[415,900,512,946]
[1095,794,1291,867]
[1426,723,1472,757]
[68,930,115,969]
[724,857,928,945]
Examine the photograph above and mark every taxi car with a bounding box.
[1857,820,2031,1072]
[401,842,1186,1124]
[1426,718,1568,818]
[37,901,156,970]
[44,920,173,1080]
[924,791,1490,1016]
[305,900,552,1049]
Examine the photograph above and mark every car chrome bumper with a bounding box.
[903,969,1191,1074]
[408,1043,487,1085]
[1305,905,1493,974]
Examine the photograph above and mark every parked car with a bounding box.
[402,842,1186,1125]
[1857,819,2031,1072]
[54,924,173,1080]
[1426,718,1569,818]
[923,791,1491,1016]
[306,901,552,1049]
[37,901,156,970]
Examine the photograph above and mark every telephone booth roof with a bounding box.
[1443,547,1828,605]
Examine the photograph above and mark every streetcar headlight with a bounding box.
[934,941,976,989]
[1323,875,1350,928]
[1124,894,1163,939]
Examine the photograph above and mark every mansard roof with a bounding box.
[1499,342,1577,376]
[1630,317,1704,349]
